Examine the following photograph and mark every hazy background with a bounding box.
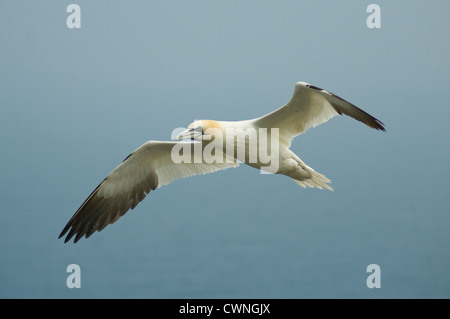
[1,1,449,298]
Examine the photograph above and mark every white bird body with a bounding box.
[60,82,385,243]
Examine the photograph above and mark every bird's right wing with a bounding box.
[254,82,385,146]
[59,141,238,243]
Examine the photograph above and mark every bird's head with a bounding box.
[176,120,222,142]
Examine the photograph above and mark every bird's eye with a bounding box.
[194,126,203,133]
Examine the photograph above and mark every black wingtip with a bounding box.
[58,226,70,243]
[371,119,386,132]
[58,233,70,244]
[58,226,78,244]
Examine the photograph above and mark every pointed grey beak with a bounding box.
[176,128,200,140]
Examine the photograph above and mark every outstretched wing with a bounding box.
[59,141,238,243]
[254,82,385,146]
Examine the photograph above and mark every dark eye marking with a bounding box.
[194,126,204,133]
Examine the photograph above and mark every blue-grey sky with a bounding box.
[1,1,449,298]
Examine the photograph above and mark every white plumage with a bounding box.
[60,81,385,243]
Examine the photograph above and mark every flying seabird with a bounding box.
[59,81,385,243]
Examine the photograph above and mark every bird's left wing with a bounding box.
[59,141,238,243]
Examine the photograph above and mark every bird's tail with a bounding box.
[292,170,333,191]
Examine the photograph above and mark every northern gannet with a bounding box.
[59,82,385,243]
